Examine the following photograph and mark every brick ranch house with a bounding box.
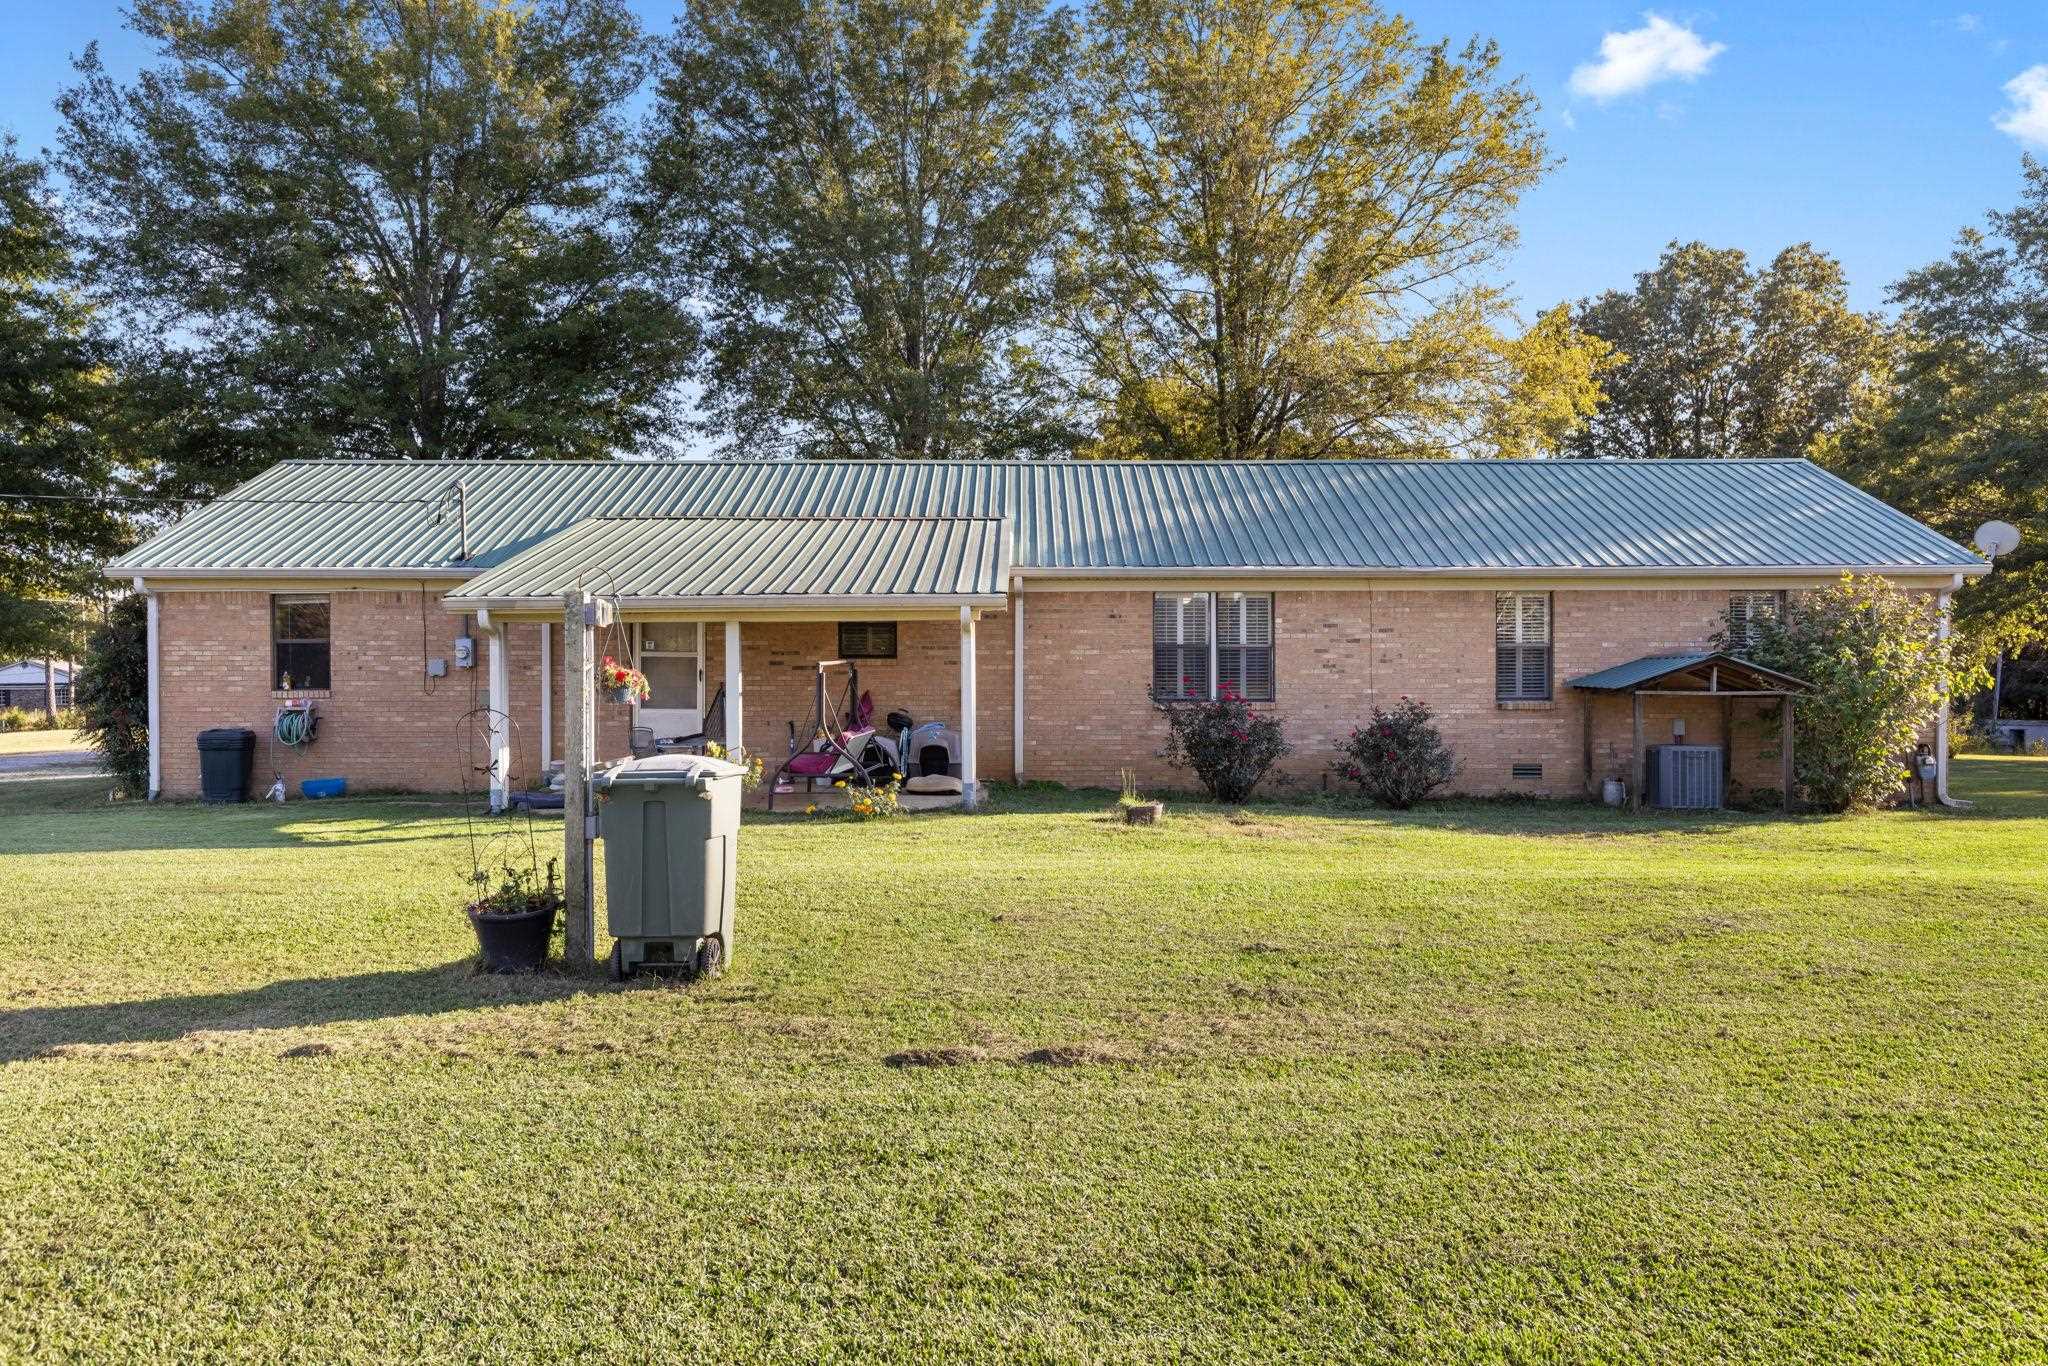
[108,458,1986,806]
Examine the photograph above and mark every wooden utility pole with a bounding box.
[562,592,596,966]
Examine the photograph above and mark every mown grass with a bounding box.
[0,727,88,756]
[1,762,2045,1360]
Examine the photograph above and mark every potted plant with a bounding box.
[467,860,561,973]
[599,656,650,705]
[1116,767,1163,825]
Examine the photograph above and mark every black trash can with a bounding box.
[196,728,256,803]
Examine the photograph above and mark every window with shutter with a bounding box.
[1152,593,1211,701]
[1216,592,1276,701]
[1494,592,1551,702]
[1727,591,1784,652]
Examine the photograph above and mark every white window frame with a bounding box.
[1153,591,1276,703]
[1728,590,1786,652]
[1495,591,1552,703]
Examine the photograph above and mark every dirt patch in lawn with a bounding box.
[883,1045,987,1068]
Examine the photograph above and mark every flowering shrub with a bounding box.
[599,655,649,701]
[811,772,902,818]
[702,741,765,790]
[1158,687,1290,803]
[1333,697,1457,809]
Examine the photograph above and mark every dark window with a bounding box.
[1728,590,1785,652]
[837,621,897,659]
[1152,593,1211,701]
[1495,592,1551,702]
[272,594,331,690]
[1216,592,1276,701]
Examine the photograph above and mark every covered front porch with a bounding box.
[445,513,1012,814]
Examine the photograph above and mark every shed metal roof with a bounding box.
[107,458,1986,578]
[445,515,1010,608]
[1568,653,1812,693]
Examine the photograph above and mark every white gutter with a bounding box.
[102,565,470,581]
[1013,562,1992,581]
[447,592,1013,614]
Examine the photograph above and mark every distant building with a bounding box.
[0,660,74,710]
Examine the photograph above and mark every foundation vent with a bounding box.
[1510,763,1543,781]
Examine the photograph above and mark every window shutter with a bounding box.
[1728,591,1782,651]
[1495,592,1551,701]
[1216,593,1275,700]
[1153,593,1210,700]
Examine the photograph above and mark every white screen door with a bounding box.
[635,622,703,741]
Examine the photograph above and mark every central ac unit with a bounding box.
[1645,744,1723,809]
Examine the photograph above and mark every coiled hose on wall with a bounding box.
[274,706,316,750]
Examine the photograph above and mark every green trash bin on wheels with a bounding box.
[596,754,744,980]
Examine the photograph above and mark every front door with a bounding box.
[635,622,703,743]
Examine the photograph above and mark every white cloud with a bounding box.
[1569,14,1727,102]
[1955,13,1982,32]
[1560,109,1578,130]
[1997,65,2048,145]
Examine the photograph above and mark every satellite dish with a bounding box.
[1975,520,2021,559]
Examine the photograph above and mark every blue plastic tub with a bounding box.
[299,777,347,800]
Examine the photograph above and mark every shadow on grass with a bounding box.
[0,775,527,855]
[0,961,587,1063]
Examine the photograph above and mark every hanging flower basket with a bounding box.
[599,655,650,705]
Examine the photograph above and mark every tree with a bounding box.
[1564,241,1882,460]
[649,0,1079,459]
[1824,159,2048,652]
[57,0,697,475]
[0,139,129,663]
[74,594,150,797]
[1723,576,1976,813]
[1061,0,1603,460]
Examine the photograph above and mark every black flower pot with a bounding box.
[468,903,556,973]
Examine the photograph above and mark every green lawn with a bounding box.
[0,727,88,756]
[2,763,2045,1360]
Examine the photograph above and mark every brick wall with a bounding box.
[1015,586,1786,800]
[155,584,1795,801]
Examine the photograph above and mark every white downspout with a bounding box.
[1011,590,1024,783]
[1936,580,1967,808]
[137,576,160,800]
[960,604,979,810]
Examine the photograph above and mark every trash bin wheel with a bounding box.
[695,936,725,979]
[608,941,627,983]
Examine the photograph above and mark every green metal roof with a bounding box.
[446,515,1009,608]
[1568,653,1812,693]
[108,457,1986,578]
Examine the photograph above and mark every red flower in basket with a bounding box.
[599,656,650,703]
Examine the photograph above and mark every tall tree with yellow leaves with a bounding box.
[1062,0,1608,459]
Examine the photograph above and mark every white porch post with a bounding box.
[138,577,160,800]
[724,620,744,756]
[539,622,552,768]
[960,605,979,809]
[563,592,596,966]
[483,614,510,812]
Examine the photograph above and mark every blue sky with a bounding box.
[6,1,2047,314]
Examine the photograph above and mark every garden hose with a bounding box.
[274,706,316,750]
